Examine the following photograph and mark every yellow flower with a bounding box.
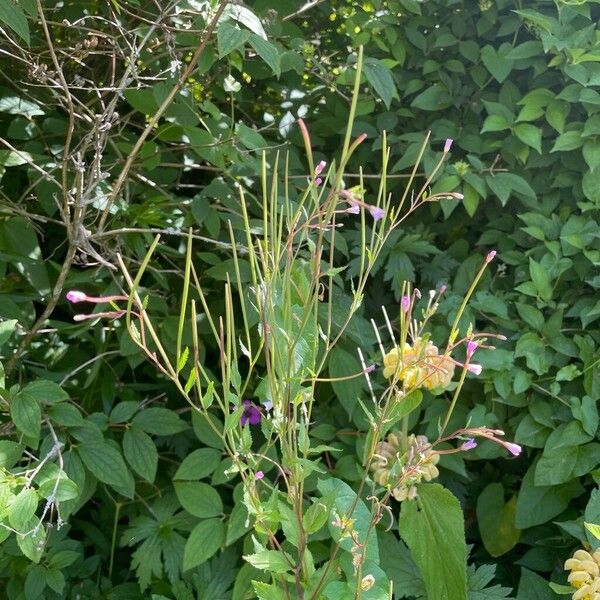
[382,338,455,391]
[371,432,440,501]
[565,548,600,599]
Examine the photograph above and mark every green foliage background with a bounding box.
[0,0,600,598]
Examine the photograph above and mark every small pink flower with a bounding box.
[467,363,482,376]
[369,206,385,221]
[486,250,497,263]
[460,438,477,451]
[401,295,410,313]
[444,138,453,153]
[505,442,522,457]
[66,290,87,303]
[255,471,264,480]
[466,340,477,361]
[315,177,322,186]
[314,160,326,176]
[347,202,360,214]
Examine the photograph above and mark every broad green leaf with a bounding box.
[328,347,363,418]
[244,550,292,573]
[11,390,41,441]
[77,439,134,498]
[249,34,280,77]
[217,22,250,57]
[21,380,68,406]
[476,483,521,556]
[8,487,37,531]
[399,483,467,600]
[529,258,552,302]
[183,518,225,571]
[123,427,158,483]
[551,131,583,152]
[132,407,188,435]
[585,489,600,550]
[516,459,584,528]
[173,448,222,481]
[0,440,23,468]
[0,0,30,44]
[363,57,397,108]
[174,481,223,517]
[516,567,557,600]
[514,123,542,153]
[481,44,513,82]
[0,319,17,347]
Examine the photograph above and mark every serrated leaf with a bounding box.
[399,483,467,600]
[123,427,158,483]
[77,439,134,498]
[11,390,41,441]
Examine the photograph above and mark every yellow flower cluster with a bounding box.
[382,338,455,391]
[371,432,440,501]
[565,549,600,599]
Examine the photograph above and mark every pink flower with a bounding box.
[486,250,497,263]
[505,442,522,457]
[66,290,87,303]
[255,471,264,480]
[369,206,385,221]
[460,438,477,451]
[444,138,453,153]
[466,340,477,361]
[467,363,482,376]
[347,202,360,214]
[314,160,326,176]
[315,177,323,186]
[401,295,410,313]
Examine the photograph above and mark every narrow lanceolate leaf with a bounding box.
[77,439,134,498]
[11,390,41,441]
[400,483,468,600]
[123,427,158,483]
[183,518,225,571]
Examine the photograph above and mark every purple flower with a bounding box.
[254,470,264,480]
[66,290,87,303]
[241,400,262,426]
[444,138,453,153]
[347,202,360,214]
[486,250,497,263]
[505,442,522,457]
[461,438,477,451]
[369,206,385,221]
[401,295,411,313]
[466,340,477,361]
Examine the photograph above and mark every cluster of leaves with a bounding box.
[0,0,599,598]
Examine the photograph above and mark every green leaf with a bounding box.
[11,390,41,441]
[21,380,68,406]
[0,318,17,347]
[481,45,513,82]
[244,550,292,574]
[132,407,188,435]
[399,483,467,600]
[217,22,250,57]
[410,84,451,111]
[551,131,583,152]
[9,486,38,531]
[24,564,46,598]
[516,459,584,528]
[0,0,30,44]
[16,521,45,562]
[77,439,134,498]
[476,484,521,557]
[173,448,222,481]
[486,173,536,205]
[328,347,363,418]
[249,34,280,77]
[516,567,557,600]
[481,114,511,133]
[363,57,397,108]
[585,522,600,542]
[123,427,158,483]
[174,481,223,518]
[183,518,225,571]
[529,258,553,302]
[514,123,542,153]
[585,489,600,550]
[0,440,23,468]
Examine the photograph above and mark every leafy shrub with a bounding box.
[0,0,599,598]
